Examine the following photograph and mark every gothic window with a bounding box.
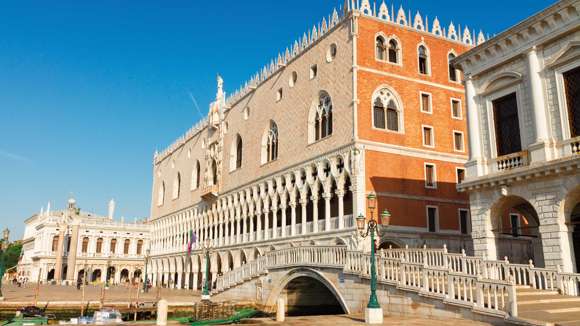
[230,134,243,171]
[311,91,333,142]
[493,93,522,156]
[192,161,200,190]
[173,173,181,199]
[110,239,117,254]
[136,240,143,255]
[448,53,458,82]
[372,87,401,132]
[96,238,103,254]
[262,121,279,164]
[564,66,580,137]
[52,235,59,252]
[388,39,399,64]
[418,45,430,75]
[123,239,130,255]
[210,159,218,185]
[376,36,386,61]
[157,182,165,206]
[81,237,89,253]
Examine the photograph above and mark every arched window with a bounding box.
[123,239,130,255]
[376,36,386,61]
[311,91,333,142]
[52,235,59,252]
[157,182,165,206]
[230,134,243,171]
[418,45,430,75]
[81,237,89,253]
[136,240,143,255]
[261,121,279,164]
[210,159,218,185]
[96,238,103,254]
[373,87,402,132]
[110,238,117,254]
[172,173,181,199]
[388,39,399,64]
[192,161,200,190]
[448,53,458,82]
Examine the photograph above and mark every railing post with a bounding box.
[556,265,564,295]
[528,260,536,289]
[508,276,518,318]
[422,262,429,294]
[475,276,484,309]
[447,272,454,300]
[442,244,449,270]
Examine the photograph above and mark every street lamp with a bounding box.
[143,248,150,293]
[356,192,391,325]
[201,239,211,301]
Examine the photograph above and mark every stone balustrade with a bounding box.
[214,244,580,319]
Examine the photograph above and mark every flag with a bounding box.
[187,230,196,256]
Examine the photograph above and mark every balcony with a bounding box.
[201,184,219,201]
[493,151,529,172]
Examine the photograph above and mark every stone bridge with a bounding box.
[211,245,580,325]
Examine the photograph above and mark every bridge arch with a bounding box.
[264,267,350,315]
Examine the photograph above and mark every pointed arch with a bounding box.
[261,121,279,164]
[229,134,243,171]
[388,38,400,64]
[173,172,181,199]
[448,51,459,82]
[372,85,404,133]
[308,91,333,143]
[157,181,165,206]
[191,160,201,190]
[375,35,387,61]
[418,43,430,75]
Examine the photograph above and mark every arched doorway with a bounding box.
[92,269,102,282]
[120,269,129,283]
[268,269,348,316]
[134,269,142,280]
[106,267,116,284]
[379,240,401,250]
[47,269,55,281]
[240,250,247,265]
[491,196,544,267]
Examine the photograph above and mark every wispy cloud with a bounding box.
[0,149,32,163]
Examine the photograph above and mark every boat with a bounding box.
[58,307,123,325]
[176,308,258,326]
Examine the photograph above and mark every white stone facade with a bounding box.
[455,0,580,272]
[18,198,150,285]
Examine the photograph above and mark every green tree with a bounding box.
[3,243,22,269]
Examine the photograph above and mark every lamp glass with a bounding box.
[381,209,391,226]
[367,193,377,210]
[356,214,366,232]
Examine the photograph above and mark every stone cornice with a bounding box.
[454,0,580,75]
[457,156,580,192]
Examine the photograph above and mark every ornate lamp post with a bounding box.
[356,192,391,325]
[143,248,150,293]
[201,239,211,301]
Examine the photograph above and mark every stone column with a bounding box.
[264,209,270,240]
[465,76,484,177]
[337,190,345,229]
[220,213,225,247]
[177,272,183,289]
[236,215,241,244]
[242,213,248,242]
[256,212,262,241]
[300,199,307,235]
[250,213,255,242]
[312,195,319,233]
[324,193,331,231]
[192,272,198,291]
[527,47,553,163]
[272,208,278,239]
[66,224,80,282]
[281,205,287,238]
[54,228,66,282]
[290,202,297,236]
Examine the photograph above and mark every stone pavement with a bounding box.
[168,315,493,325]
[0,284,198,305]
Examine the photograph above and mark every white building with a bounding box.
[455,0,580,271]
[18,198,150,284]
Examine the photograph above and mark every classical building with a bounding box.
[148,1,485,290]
[18,198,150,285]
[455,0,580,271]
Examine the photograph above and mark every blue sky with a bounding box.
[0,0,554,240]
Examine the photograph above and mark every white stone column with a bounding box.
[465,76,484,177]
[220,213,226,247]
[300,199,307,235]
[527,47,552,163]
[256,212,262,241]
[177,272,183,289]
[290,202,297,236]
[324,193,331,231]
[312,195,319,233]
[242,212,248,242]
[337,190,345,230]
[281,205,287,238]
[264,209,270,240]
[236,214,241,244]
[272,208,278,239]
[250,213,255,242]
[192,272,198,291]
